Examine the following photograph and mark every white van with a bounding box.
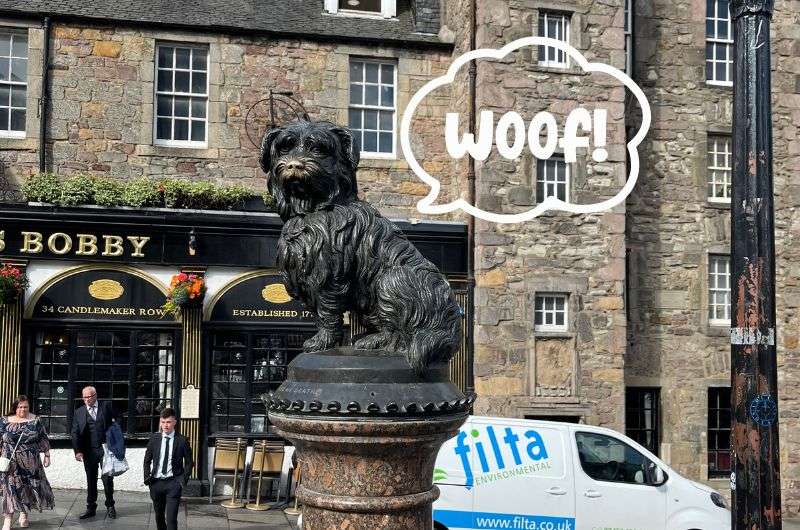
[433,416,730,530]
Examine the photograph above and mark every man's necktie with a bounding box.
[161,437,171,476]
[89,406,97,420]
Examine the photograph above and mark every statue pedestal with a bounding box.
[267,348,473,530]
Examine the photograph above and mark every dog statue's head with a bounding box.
[260,120,360,220]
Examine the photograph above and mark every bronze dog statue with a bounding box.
[260,120,462,374]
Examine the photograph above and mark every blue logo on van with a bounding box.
[454,426,549,489]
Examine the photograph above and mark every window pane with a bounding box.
[380,64,394,83]
[348,109,361,129]
[350,61,363,83]
[380,86,394,107]
[175,47,190,69]
[191,98,206,118]
[0,58,8,81]
[10,58,26,82]
[363,131,377,152]
[157,95,172,117]
[378,111,392,131]
[175,71,190,93]
[350,84,363,105]
[0,85,8,106]
[365,85,379,106]
[0,36,9,57]
[364,110,378,130]
[191,72,206,94]
[378,132,392,153]
[157,69,172,91]
[11,35,27,58]
[192,49,207,71]
[191,120,205,142]
[365,62,379,83]
[158,46,172,68]
[174,119,189,140]
[157,118,171,140]
[174,97,189,118]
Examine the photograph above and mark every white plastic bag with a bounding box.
[102,444,129,477]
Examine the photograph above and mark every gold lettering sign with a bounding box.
[4,230,150,258]
[262,283,293,304]
[88,279,125,301]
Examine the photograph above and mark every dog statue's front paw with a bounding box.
[303,329,340,352]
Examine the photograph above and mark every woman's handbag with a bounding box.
[0,425,26,473]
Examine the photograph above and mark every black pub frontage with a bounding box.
[0,205,471,493]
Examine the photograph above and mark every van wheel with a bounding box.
[434,523,448,530]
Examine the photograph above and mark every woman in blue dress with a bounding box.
[0,395,55,530]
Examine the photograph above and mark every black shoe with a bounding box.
[79,511,96,520]
[107,507,116,519]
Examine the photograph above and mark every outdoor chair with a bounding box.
[209,437,248,507]
[245,440,286,509]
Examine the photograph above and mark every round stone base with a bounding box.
[270,413,467,530]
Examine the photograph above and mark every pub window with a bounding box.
[706,0,733,86]
[537,12,570,68]
[324,0,396,18]
[210,330,313,435]
[708,255,730,326]
[348,58,396,157]
[708,387,731,478]
[707,135,732,202]
[32,328,176,438]
[625,387,660,456]
[536,155,569,202]
[154,43,209,147]
[534,293,568,332]
[0,30,27,137]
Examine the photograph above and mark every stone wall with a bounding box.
[0,20,465,219]
[627,0,800,514]
[469,0,628,430]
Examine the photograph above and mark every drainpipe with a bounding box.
[38,17,51,174]
[466,0,477,394]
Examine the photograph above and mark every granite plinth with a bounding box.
[267,348,472,530]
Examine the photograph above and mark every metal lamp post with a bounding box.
[730,0,782,527]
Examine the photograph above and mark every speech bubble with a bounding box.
[400,36,652,224]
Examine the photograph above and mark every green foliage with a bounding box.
[21,173,61,203]
[262,189,276,209]
[121,177,162,208]
[92,177,125,207]
[58,175,95,206]
[21,173,267,212]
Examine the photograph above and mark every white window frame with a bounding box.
[706,0,733,86]
[537,12,570,69]
[153,42,209,149]
[348,58,397,159]
[707,135,732,203]
[534,293,569,332]
[536,155,570,202]
[708,255,731,326]
[324,0,396,18]
[0,29,28,139]
[624,0,633,74]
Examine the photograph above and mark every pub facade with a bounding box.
[0,205,469,490]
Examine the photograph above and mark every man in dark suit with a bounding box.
[144,408,193,530]
[70,386,117,519]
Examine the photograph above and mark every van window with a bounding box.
[575,432,654,485]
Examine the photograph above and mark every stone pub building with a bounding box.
[0,0,798,516]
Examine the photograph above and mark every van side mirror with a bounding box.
[649,463,666,486]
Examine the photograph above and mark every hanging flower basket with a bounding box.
[162,273,206,317]
[0,264,29,307]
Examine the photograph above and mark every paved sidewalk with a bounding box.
[24,489,800,529]
[22,489,298,530]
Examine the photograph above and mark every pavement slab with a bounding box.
[19,490,297,530]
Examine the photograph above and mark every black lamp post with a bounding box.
[730,0,781,527]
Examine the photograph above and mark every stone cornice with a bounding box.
[731,0,775,18]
